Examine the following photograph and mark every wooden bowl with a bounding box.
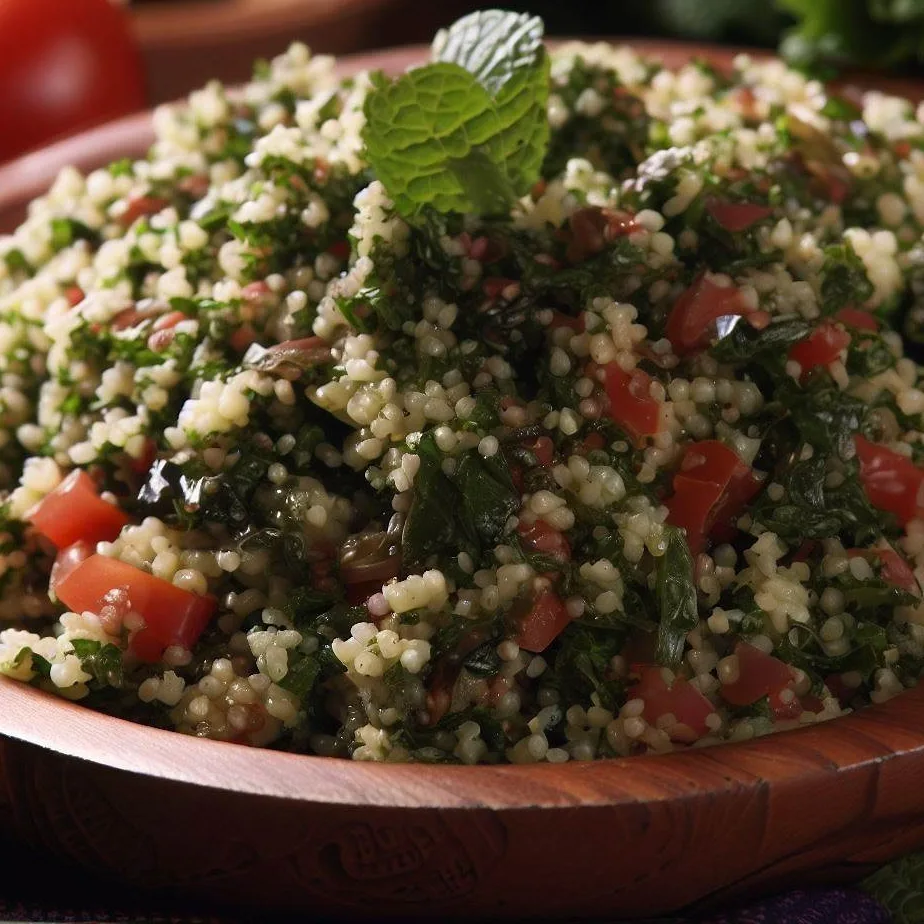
[4,42,924,920]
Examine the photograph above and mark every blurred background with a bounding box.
[1,0,923,164]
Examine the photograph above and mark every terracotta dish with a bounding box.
[3,42,924,921]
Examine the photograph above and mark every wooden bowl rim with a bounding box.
[3,39,924,812]
[5,676,924,808]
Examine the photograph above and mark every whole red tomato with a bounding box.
[0,0,145,162]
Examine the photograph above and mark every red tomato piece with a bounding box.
[522,436,555,467]
[27,470,129,549]
[855,435,924,527]
[547,312,585,333]
[518,518,571,563]
[836,307,879,332]
[665,274,752,355]
[847,547,919,595]
[55,554,216,662]
[665,441,759,555]
[49,540,93,595]
[581,432,606,453]
[0,0,145,163]
[629,665,713,742]
[706,199,773,232]
[119,195,170,228]
[513,590,571,653]
[720,642,799,719]
[603,363,661,444]
[789,322,850,377]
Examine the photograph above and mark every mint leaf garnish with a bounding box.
[432,9,545,96]
[362,9,549,216]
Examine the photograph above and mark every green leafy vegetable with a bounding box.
[711,317,811,364]
[69,639,124,688]
[362,10,549,216]
[654,526,698,668]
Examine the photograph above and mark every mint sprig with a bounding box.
[362,10,549,217]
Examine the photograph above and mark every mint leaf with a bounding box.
[362,10,549,216]
[432,9,544,96]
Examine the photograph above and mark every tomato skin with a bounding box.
[628,665,713,742]
[0,0,145,162]
[855,435,924,527]
[666,275,752,355]
[720,642,799,718]
[513,590,571,652]
[521,436,555,467]
[27,470,129,549]
[55,554,216,662]
[848,547,919,595]
[789,322,850,377]
[836,307,879,332]
[602,363,661,444]
[517,518,571,563]
[665,441,759,555]
[49,540,93,595]
[548,311,585,334]
[706,200,773,232]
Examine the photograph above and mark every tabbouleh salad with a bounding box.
[2,11,924,764]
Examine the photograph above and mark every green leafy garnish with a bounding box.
[654,526,698,668]
[362,10,549,216]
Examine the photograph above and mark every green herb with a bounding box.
[654,526,698,668]
[453,451,519,548]
[780,0,924,71]
[69,639,124,688]
[362,10,549,216]
[462,640,502,677]
[711,317,811,364]
[50,218,98,252]
[818,242,874,316]
[278,654,321,701]
[550,623,626,711]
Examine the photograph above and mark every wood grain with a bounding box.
[3,676,924,919]
[3,40,924,920]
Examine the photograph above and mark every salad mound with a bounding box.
[2,11,924,764]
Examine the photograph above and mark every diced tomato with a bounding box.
[27,470,129,549]
[513,590,571,653]
[55,554,216,662]
[518,518,571,563]
[603,362,661,444]
[848,546,919,595]
[706,199,773,232]
[836,307,879,332]
[824,673,853,707]
[789,322,850,377]
[522,436,555,467]
[547,311,585,333]
[629,664,713,742]
[895,140,913,160]
[326,239,351,262]
[230,324,258,353]
[147,311,188,352]
[49,540,93,595]
[720,642,799,719]
[64,286,84,307]
[855,435,924,527]
[665,441,760,555]
[582,432,606,453]
[665,274,752,355]
[119,195,169,228]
